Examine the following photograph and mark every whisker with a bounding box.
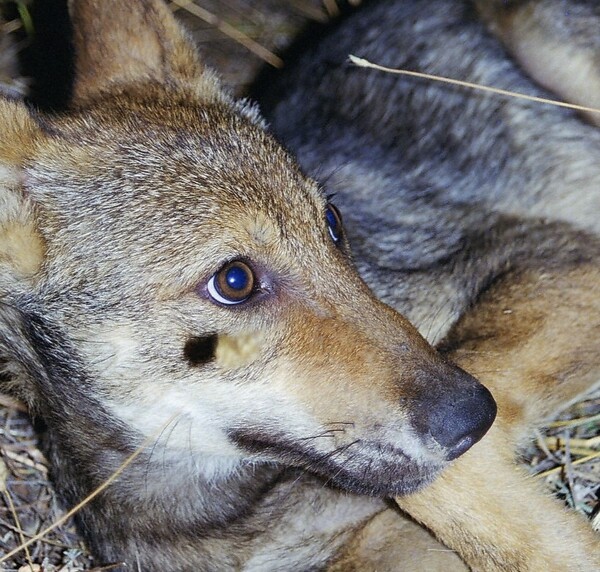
[296,424,353,444]
[319,440,361,464]
[143,414,184,491]
[297,430,339,441]
[159,415,186,474]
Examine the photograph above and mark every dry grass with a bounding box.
[525,391,600,528]
[0,0,598,569]
[0,401,93,571]
[170,0,327,94]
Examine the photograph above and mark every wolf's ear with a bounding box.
[69,0,223,104]
[0,99,45,286]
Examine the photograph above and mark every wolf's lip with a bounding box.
[228,428,445,496]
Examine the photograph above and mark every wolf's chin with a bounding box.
[304,451,443,497]
[312,464,439,497]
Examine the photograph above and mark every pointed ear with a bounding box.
[0,99,46,285]
[69,0,224,104]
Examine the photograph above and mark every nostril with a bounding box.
[409,370,497,460]
[445,434,477,461]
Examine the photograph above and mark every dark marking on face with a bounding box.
[184,334,218,366]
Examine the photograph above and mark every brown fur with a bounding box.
[329,262,600,571]
[396,265,600,571]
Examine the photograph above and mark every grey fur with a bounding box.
[257,0,600,344]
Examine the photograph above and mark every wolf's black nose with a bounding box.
[409,367,497,460]
[435,381,497,460]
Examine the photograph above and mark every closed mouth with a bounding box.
[228,428,445,496]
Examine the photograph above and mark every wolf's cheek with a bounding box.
[74,325,141,384]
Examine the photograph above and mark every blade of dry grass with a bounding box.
[349,55,600,119]
[0,414,178,565]
[169,0,283,67]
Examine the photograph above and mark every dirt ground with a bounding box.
[0,1,598,570]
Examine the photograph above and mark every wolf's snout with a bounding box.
[409,367,497,461]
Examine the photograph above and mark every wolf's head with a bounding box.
[0,0,495,500]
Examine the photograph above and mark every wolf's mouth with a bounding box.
[228,429,444,496]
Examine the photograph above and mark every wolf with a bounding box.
[0,0,598,570]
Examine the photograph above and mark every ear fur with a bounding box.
[0,98,46,405]
[0,98,45,288]
[69,0,226,104]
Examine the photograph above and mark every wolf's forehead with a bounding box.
[28,110,328,288]
[34,101,324,214]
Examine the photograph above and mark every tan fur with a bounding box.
[328,266,600,572]
[395,265,600,571]
[330,508,466,571]
[0,220,45,277]
[0,101,46,283]
[477,0,600,127]
[68,0,224,104]
[450,266,600,427]
[216,333,264,369]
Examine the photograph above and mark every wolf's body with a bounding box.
[258,0,600,345]
[0,0,598,570]
[256,1,600,569]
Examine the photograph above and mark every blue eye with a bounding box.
[207,260,255,305]
[325,204,343,243]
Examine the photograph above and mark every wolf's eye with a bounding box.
[325,204,343,243]
[208,260,255,305]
